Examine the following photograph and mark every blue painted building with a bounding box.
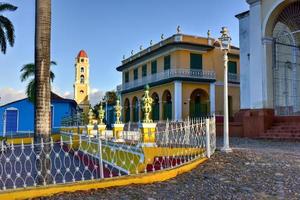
[0,93,78,137]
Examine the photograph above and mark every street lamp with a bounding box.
[76,106,81,124]
[219,27,232,153]
[103,96,108,123]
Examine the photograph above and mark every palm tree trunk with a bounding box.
[34,0,52,185]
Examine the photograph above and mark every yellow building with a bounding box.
[116,32,240,122]
[74,50,90,114]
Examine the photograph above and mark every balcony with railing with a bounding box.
[117,68,216,92]
[228,73,240,83]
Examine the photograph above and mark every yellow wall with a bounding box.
[182,35,209,45]
[182,82,210,119]
[215,85,240,117]
[122,48,240,84]
[122,83,174,121]
[6,133,61,145]
[0,157,207,200]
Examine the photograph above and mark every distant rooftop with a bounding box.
[0,92,77,108]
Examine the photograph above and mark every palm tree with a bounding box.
[20,61,57,102]
[35,0,51,140]
[35,0,51,184]
[105,90,117,105]
[0,3,17,54]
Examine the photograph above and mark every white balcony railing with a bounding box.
[228,73,240,83]
[117,68,216,92]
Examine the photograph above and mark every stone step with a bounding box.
[260,135,300,141]
[267,128,300,131]
[265,130,300,134]
[264,133,300,137]
[266,129,300,133]
[276,127,300,129]
[262,132,300,138]
[274,116,300,123]
[262,117,300,140]
[272,124,300,127]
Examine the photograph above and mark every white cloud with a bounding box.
[52,87,73,99]
[0,88,26,106]
[0,86,105,107]
[90,88,105,106]
[53,86,105,106]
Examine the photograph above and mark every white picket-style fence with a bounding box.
[0,116,216,192]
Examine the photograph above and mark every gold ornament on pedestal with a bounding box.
[88,108,94,125]
[114,97,122,124]
[98,102,105,125]
[141,85,153,123]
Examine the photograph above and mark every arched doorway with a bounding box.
[124,98,130,122]
[189,89,209,118]
[269,2,300,115]
[4,107,19,135]
[162,90,172,120]
[132,97,139,122]
[151,93,159,121]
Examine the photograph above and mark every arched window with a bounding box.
[80,75,85,84]
[124,98,130,123]
[132,97,139,122]
[81,67,84,73]
[189,89,209,118]
[162,90,172,120]
[151,92,160,121]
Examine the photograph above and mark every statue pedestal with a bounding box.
[112,123,125,142]
[139,123,157,146]
[78,126,86,135]
[86,125,95,137]
[97,124,106,137]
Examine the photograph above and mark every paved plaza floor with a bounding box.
[42,137,300,200]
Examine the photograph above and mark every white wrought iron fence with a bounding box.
[121,131,140,141]
[0,117,215,192]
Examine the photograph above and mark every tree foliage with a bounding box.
[0,3,17,54]
[20,61,57,102]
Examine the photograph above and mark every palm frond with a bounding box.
[0,16,15,47]
[26,79,35,103]
[21,60,57,83]
[0,25,6,54]
[51,61,57,66]
[0,3,17,12]
[50,71,55,82]
[20,63,35,82]
[50,61,57,82]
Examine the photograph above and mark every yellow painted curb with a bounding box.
[0,157,207,200]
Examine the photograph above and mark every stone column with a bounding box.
[209,82,216,115]
[159,100,163,121]
[174,81,182,121]
[248,0,267,109]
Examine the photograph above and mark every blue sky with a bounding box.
[0,0,248,105]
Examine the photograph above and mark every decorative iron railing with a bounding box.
[0,117,216,192]
[228,73,240,83]
[117,68,216,92]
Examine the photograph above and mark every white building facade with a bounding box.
[237,0,300,116]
